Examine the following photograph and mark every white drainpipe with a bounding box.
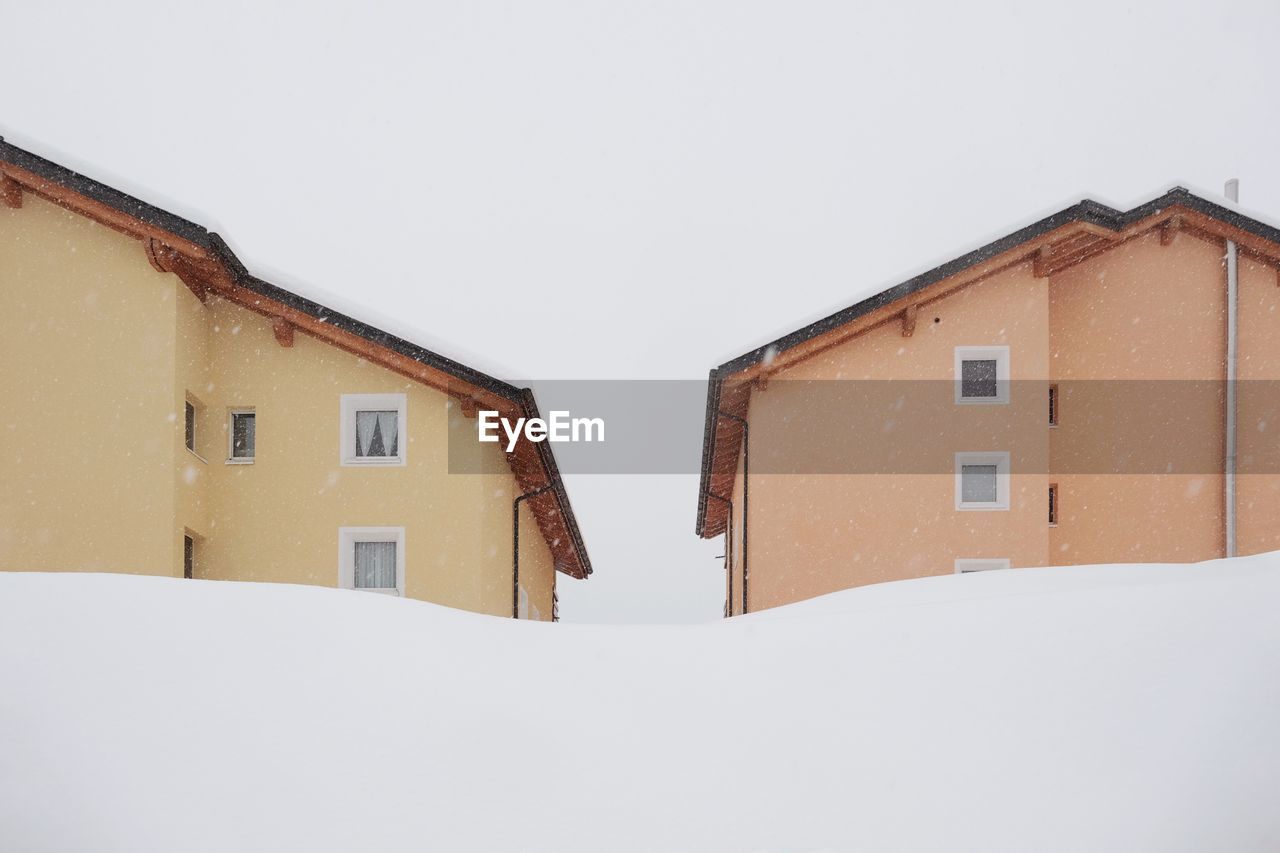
[1225,178,1239,558]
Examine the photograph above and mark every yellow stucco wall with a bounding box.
[0,194,555,619]
[0,195,178,575]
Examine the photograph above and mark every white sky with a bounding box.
[3,0,1278,622]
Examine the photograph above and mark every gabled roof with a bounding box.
[696,187,1280,538]
[0,135,591,579]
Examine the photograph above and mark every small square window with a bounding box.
[955,451,1010,510]
[955,558,1010,574]
[356,410,399,458]
[354,541,397,589]
[229,410,256,462]
[962,359,998,399]
[955,346,1010,404]
[961,464,998,503]
[340,394,407,466]
[339,527,405,596]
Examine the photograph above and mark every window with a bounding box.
[955,451,1010,510]
[185,400,196,452]
[955,558,1011,574]
[1048,383,1059,426]
[1049,483,1059,525]
[340,394,407,466]
[184,534,194,579]
[338,527,405,596]
[955,346,1010,404]
[228,410,256,463]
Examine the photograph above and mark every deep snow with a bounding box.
[2,556,1279,852]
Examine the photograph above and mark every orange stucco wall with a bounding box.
[725,228,1274,613]
[728,261,1050,612]
[1047,230,1226,566]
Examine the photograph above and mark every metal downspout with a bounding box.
[1225,178,1239,558]
[513,486,553,619]
[717,411,750,614]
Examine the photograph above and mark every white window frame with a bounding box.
[226,408,256,464]
[338,527,405,596]
[955,451,1011,511]
[954,345,1010,405]
[340,393,407,467]
[955,558,1011,574]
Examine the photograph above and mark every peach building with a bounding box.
[697,187,1280,614]
[0,137,590,620]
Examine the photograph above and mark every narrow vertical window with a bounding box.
[1049,384,1059,427]
[185,401,196,452]
[229,410,256,462]
[1049,483,1059,526]
[184,535,194,579]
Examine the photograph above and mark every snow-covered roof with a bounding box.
[696,186,1280,538]
[0,135,591,578]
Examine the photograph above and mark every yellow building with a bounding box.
[0,137,590,620]
[698,188,1280,614]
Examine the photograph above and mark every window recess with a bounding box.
[954,346,1010,404]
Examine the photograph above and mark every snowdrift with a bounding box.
[2,556,1279,852]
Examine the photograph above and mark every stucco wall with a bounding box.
[724,226,1278,612]
[0,195,178,575]
[1236,253,1280,555]
[0,194,556,619]
[730,262,1050,611]
[195,297,555,617]
[1047,231,1226,566]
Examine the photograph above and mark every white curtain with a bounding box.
[354,541,397,589]
[355,410,398,457]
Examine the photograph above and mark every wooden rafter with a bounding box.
[0,173,21,208]
[271,317,295,347]
[1033,231,1114,278]
[901,303,918,337]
